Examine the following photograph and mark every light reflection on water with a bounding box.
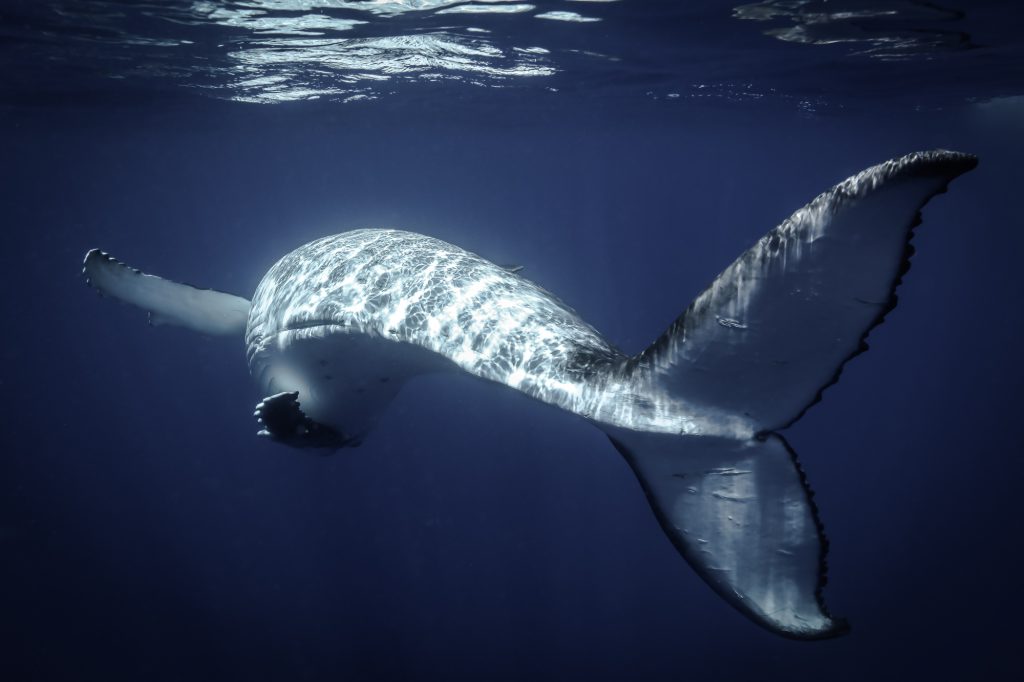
[2,0,1015,108]
[733,0,971,60]
[16,1,604,103]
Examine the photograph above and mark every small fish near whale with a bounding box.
[82,150,977,638]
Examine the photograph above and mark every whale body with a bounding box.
[83,150,977,639]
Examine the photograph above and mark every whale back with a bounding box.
[245,230,624,432]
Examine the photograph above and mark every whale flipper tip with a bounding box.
[254,391,351,450]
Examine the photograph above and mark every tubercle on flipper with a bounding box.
[82,248,142,292]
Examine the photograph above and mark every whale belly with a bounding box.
[250,324,450,441]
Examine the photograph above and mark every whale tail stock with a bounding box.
[605,151,977,639]
[82,249,251,336]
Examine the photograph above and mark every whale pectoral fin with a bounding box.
[82,249,251,337]
[254,391,304,438]
[254,391,352,450]
[607,428,848,640]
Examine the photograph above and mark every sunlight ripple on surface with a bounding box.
[733,0,971,60]
[435,3,535,15]
[2,0,1007,109]
[221,33,554,102]
[185,0,562,101]
[534,11,601,23]
[208,0,525,17]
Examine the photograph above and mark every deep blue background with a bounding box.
[2,91,1023,680]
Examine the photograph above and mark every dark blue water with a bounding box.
[2,2,1023,680]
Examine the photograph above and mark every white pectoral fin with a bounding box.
[637,150,977,431]
[607,428,847,639]
[83,249,251,337]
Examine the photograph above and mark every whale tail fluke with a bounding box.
[607,428,848,639]
[82,249,251,336]
[606,150,976,638]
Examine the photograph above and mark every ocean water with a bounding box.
[2,1,1023,680]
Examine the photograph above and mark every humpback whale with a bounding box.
[82,150,976,639]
